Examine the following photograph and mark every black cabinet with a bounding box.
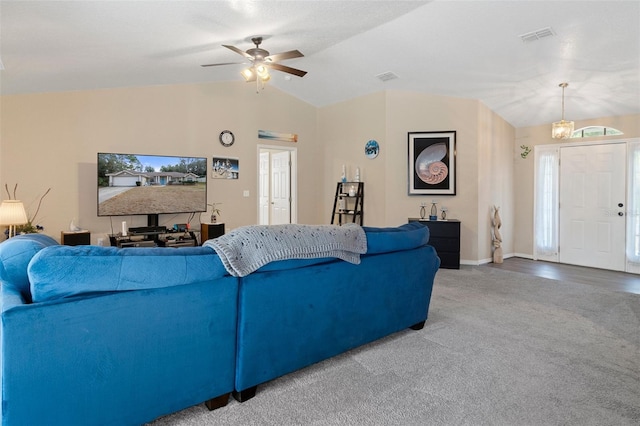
[409,219,460,269]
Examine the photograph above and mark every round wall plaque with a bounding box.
[365,140,379,159]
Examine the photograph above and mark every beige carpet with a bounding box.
[149,266,640,426]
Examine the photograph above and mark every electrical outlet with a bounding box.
[243,190,250,197]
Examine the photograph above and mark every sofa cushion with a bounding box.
[28,245,227,302]
[363,222,430,255]
[0,234,59,303]
[255,257,337,273]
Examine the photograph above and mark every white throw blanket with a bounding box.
[203,223,367,277]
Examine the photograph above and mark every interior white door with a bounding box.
[270,151,291,225]
[559,143,626,271]
[258,152,270,225]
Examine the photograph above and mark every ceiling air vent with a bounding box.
[376,71,398,82]
[519,27,555,43]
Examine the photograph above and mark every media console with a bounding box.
[109,226,197,248]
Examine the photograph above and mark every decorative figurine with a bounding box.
[492,205,503,263]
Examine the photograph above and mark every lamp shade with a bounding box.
[0,200,28,225]
[241,68,255,82]
[552,119,575,139]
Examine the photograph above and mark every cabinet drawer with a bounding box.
[429,237,460,252]
[437,252,460,269]
[425,222,460,238]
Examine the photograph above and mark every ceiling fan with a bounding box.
[201,36,307,84]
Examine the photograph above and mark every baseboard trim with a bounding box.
[461,252,520,266]
[513,252,534,260]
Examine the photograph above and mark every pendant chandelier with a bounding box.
[551,82,574,139]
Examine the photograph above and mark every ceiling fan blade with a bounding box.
[223,44,253,59]
[265,49,304,62]
[201,61,245,67]
[265,62,307,77]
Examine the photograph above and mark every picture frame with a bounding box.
[258,130,298,143]
[211,156,239,179]
[408,131,456,195]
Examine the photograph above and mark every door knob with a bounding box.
[618,212,624,216]
[618,203,624,207]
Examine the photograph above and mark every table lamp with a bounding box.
[0,200,28,238]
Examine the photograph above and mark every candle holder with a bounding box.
[429,200,438,221]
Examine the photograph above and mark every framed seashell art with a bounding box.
[408,131,456,195]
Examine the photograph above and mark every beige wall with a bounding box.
[8,80,632,265]
[477,103,515,262]
[1,83,515,263]
[1,81,320,244]
[514,113,640,257]
[319,90,515,264]
[318,92,387,226]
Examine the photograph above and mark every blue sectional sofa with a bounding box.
[226,223,440,401]
[0,235,237,426]
[0,223,440,424]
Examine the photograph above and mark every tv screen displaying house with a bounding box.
[97,153,207,216]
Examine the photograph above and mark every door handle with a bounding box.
[618,212,624,216]
[618,203,624,208]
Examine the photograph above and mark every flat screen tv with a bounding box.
[97,153,207,226]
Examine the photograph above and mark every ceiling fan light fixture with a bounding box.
[241,68,254,81]
[256,65,270,81]
[551,82,574,139]
[207,36,306,93]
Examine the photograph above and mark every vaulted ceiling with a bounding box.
[1,1,638,128]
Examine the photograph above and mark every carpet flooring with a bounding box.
[149,266,640,426]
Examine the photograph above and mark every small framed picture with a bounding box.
[408,131,456,195]
[211,157,239,179]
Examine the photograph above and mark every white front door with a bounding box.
[559,143,626,271]
[270,151,291,225]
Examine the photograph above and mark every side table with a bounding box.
[200,223,225,243]
[61,231,90,246]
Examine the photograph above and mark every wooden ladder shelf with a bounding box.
[331,182,364,225]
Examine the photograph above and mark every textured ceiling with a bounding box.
[1,0,639,128]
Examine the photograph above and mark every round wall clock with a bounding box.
[219,130,235,147]
[365,139,379,159]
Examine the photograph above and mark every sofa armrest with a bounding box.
[1,283,27,312]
